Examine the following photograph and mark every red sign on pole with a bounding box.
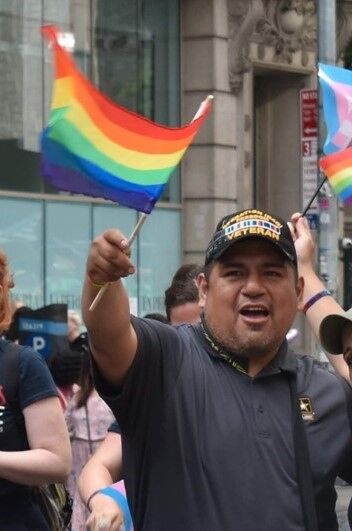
[300,89,318,221]
[300,89,318,138]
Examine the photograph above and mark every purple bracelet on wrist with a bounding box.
[302,289,331,315]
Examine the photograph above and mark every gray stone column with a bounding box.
[181,0,237,264]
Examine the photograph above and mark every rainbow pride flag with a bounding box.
[320,147,352,205]
[318,63,352,155]
[41,26,211,214]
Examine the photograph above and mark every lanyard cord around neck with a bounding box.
[200,315,247,375]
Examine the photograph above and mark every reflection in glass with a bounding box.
[45,201,91,313]
[138,209,181,315]
[0,0,180,203]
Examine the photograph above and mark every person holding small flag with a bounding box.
[82,208,352,531]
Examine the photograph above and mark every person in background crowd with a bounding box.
[0,250,71,530]
[49,310,90,405]
[4,304,31,343]
[82,208,352,530]
[290,213,352,531]
[65,344,114,531]
[143,312,168,324]
[68,309,81,344]
[78,422,130,531]
[318,302,352,530]
[164,263,203,325]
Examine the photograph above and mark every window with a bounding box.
[0,0,181,203]
[0,198,44,307]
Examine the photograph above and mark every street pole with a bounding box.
[317,0,339,300]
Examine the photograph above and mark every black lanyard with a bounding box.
[200,317,247,375]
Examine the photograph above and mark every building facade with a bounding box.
[1,0,351,332]
[0,0,181,316]
[182,0,352,352]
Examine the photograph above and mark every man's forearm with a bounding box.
[299,265,344,339]
[82,276,137,385]
[82,277,130,348]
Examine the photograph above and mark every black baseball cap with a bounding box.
[205,209,297,266]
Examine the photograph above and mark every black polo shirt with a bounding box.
[91,317,352,531]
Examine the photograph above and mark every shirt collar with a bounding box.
[197,315,298,377]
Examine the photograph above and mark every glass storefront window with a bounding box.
[0,196,181,317]
[0,0,181,204]
[0,198,44,308]
[138,208,181,315]
[45,201,91,312]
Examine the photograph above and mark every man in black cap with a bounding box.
[82,208,352,531]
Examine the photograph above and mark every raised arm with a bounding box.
[291,214,349,379]
[82,229,138,385]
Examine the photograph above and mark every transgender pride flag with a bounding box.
[318,63,352,154]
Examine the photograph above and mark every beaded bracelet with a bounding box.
[302,289,331,315]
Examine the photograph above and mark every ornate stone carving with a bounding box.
[228,0,265,94]
[228,0,317,94]
[337,1,352,63]
[257,0,316,63]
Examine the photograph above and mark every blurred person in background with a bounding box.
[49,309,89,405]
[78,421,133,531]
[65,344,114,530]
[164,263,203,325]
[143,312,168,323]
[0,250,71,530]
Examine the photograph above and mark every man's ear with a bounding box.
[296,276,304,311]
[197,272,208,308]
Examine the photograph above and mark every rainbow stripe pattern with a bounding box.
[318,63,352,155]
[41,26,211,213]
[320,147,352,205]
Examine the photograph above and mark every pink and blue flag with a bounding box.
[318,63,352,154]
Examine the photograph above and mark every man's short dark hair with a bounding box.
[144,312,169,324]
[165,278,200,322]
[171,264,203,283]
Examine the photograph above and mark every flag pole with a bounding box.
[89,94,213,312]
[302,176,327,217]
[89,213,147,311]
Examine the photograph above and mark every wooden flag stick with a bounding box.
[89,213,148,312]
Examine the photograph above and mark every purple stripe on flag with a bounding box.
[41,160,160,214]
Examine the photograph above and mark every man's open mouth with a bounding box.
[240,306,269,318]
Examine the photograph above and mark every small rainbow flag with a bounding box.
[318,63,352,155]
[320,147,352,205]
[41,26,211,214]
